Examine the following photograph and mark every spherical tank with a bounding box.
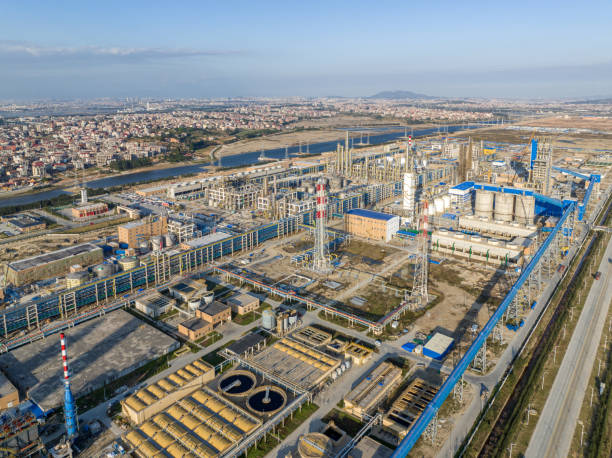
[495,192,515,222]
[262,309,276,330]
[514,195,535,224]
[475,190,494,219]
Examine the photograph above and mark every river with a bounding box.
[0,123,489,208]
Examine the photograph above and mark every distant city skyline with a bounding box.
[1,0,611,100]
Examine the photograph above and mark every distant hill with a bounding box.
[368,90,435,100]
[565,97,612,105]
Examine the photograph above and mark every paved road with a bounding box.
[526,236,612,458]
[436,220,594,458]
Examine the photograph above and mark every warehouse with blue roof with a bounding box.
[345,208,400,242]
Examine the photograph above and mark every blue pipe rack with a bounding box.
[391,201,576,457]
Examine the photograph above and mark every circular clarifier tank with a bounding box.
[218,370,257,397]
[247,385,287,416]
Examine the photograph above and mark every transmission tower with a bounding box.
[409,199,429,309]
[311,177,331,274]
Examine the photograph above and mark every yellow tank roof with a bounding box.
[136,390,157,405]
[124,396,146,412]
[147,384,165,399]
[157,379,175,392]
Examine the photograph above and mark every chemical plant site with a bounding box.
[0,118,611,458]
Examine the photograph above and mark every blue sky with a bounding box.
[1,1,611,100]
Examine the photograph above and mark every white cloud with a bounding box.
[0,40,242,62]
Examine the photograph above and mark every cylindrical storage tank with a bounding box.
[118,256,139,271]
[150,236,163,251]
[475,190,494,219]
[283,315,289,331]
[277,313,285,334]
[109,241,119,249]
[434,197,445,214]
[202,291,214,304]
[288,313,297,326]
[471,235,482,242]
[66,271,88,288]
[262,309,276,330]
[443,195,451,210]
[331,371,338,381]
[335,368,342,377]
[164,234,175,247]
[345,359,351,369]
[187,297,201,311]
[495,192,515,222]
[93,263,115,278]
[138,240,149,254]
[515,195,535,224]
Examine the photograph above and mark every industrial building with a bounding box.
[0,310,178,412]
[422,333,455,360]
[225,292,259,315]
[178,317,213,341]
[118,215,168,248]
[0,407,44,457]
[1,213,45,233]
[349,436,393,458]
[168,279,207,302]
[0,371,19,410]
[344,342,374,366]
[179,231,232,250]
[6,242,103,286]
[135,292,176,318]
[197,301,231,326]
[122,360,215,425]
[225,333,267,358]
[70,202,109,219]
[249,337,341,389]
[430,229,525,266]
[344,361,402,420]
[345,209,400,242]
[167,218,196,243]
[382,378,439,443]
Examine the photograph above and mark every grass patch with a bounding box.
[322,408,363,437]
[246,402,319,458]
[198,331,223,347]
[232,308,261,326]
[201,340,236,367]
[317,310,368,332]
[341,240,389,261]
[62,216,132,234]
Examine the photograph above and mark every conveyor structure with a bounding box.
[391,200,577,457]
[552,166,601,221]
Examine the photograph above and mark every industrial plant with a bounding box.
[0,119,609,458]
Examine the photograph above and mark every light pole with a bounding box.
[508,443,516,457]
[578,420,584,447]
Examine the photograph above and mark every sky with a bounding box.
[1,1,611,101]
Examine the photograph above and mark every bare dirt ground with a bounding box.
[520,116,612,131]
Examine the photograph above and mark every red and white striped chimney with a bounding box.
[60,332,70,382]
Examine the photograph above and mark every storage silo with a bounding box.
[93,263,115,278]
[475,190,494,219]
[515,195,535,224]
[66,271,89,289]
[118,256,139,271]
[262,309,276,330]
[495,192,515,222]
[434,197,445,214]
[150,236,163,251]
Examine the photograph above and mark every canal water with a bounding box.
[0,123,489,208]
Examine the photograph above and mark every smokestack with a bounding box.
[60,333,79,438]
[345,131,349,175]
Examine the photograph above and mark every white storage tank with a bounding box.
[93,263,115,278]
[443,195,451,210]
[495,192,515,222]
[288,312,297,326]
[434,197,445,214]
[118,256,139,271]
[164,234,175,247]
[202,291,214,304]
[187,297,201,311]
[345,359,351,369]
[150,236,163,251]
[138,240,149,254]
[475,190,494,219]
[262,309,276,330]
